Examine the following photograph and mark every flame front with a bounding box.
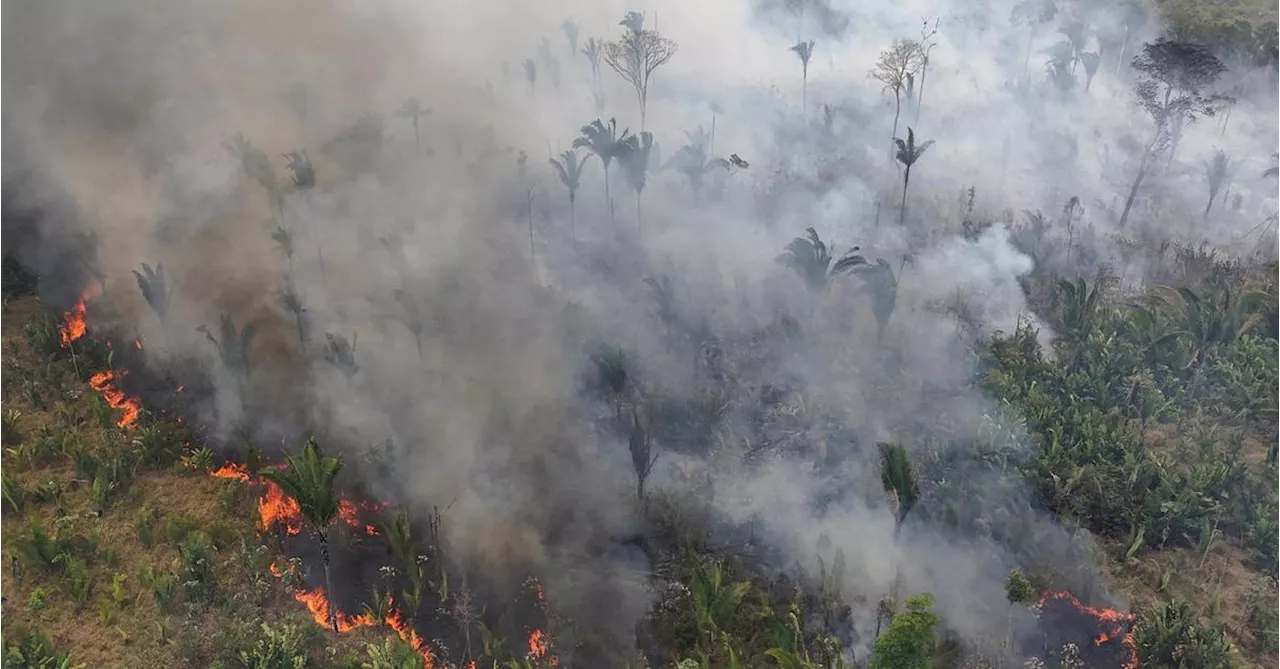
[259,479,304,535]
[87,370,142,428]
[1039,591,1138,669]
[293,586,434,667]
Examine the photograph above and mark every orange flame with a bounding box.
[339,498,388,536]
[1039,591,1138,669]
[87,370,142,428]
[529,629,547,657]
[259,479,304,536]
[59,294,90,347]
[292,586,434,667]
[211,462,251,482]
[134,339,144,350]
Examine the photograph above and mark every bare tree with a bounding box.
[1118,39,1229,228]
[604,29,678,131]
[913,18,940,126]
[790,40,816,113]
[582,37,604,86]
[871,40,921,160]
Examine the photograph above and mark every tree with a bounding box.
[522,58,537,92]
[225,134,282,216]
[561,19,579,57]
[689,560,751,655]
[1118,39,1228,229]
[280,279,307,350]
[662,142,729,202]
[548,149,591,249]
[913,19,940,126]
[260,438,344,632]
[1010,0,1058,80]
[1004,570,1035,653]
[516,152,538,264]
[397,98,431,154]
[133,262,172,333]
[627,408,658,511]
[581,37,604,87]
[573,118,631,226]
[1202,149,1232,219]
[618,131,656,230]
[870,593,937,669]
[790,40,816,112]
[1080,51,1101,92]
[871,40,920,160]
[603,28,678,130]
[853,259,899,342]
[893,127,935,223]
[878,443,919,540]
[776,227,867,294]
[283,151,324,279]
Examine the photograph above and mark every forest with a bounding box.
[0,0,1276,667]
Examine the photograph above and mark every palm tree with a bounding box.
[280,279,307,349]
[618,131,655,231]
[1080,51,1101,92]
[573,118,631,226]
[397,98,432,154]
[283,151,324,279]
[790,40,815,112]
[689,560,751,656]
[225,134,282,215]
[878,443,919,540]
[133,262,172,333]
[1202,149,1232,219]
[854,259,899,342]
[776,227,868,294]
[893,128,935,223]
[662,142,729,202]
[562,19,580,57]
[548,149,591,249]
[260,438,344,632]
[581,38,603,87]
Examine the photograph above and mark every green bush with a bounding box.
[1133,599,1237,669]
[238,623,308,669]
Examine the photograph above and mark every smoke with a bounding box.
[3,0,1274,663]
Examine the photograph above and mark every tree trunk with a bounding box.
[801,65,809,114]
[1118,137,1158,229]
[319,529,339,632]
[527,192,536,266]
[636,190,643,236]
[890,93,902,163]
[899,166,911,223]
[604,164,615,227]
[1085,72,1095,92]
[294,312,306,350]
[913,62,929,127]
[1204,192,1218,220]
[1023,27,1034,80]
[568,192,578,252]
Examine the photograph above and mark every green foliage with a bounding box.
[870,593,938,669]
[878,442,919,537]
[61,558,94,609]
[139,565,178,611]
[1133,599,1236,668]
[688,559,751,654]
[2,631,84,669]
[238,623,308,669]
[10,526,69,572]
[3,408,23,445]
[776,228,867,294]
[178,531,216,603]
[259,438,343,531]
[361,637,426,669]
[1004,569,1035,605]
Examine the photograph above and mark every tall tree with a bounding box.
[133,263,172,335]
[871,40,921,161]
[1201,148,1232,219]
[582,37,604,87]
[1010,0,1058,81]
[260,438,344,632]
[397,98,432,155]
[603,28,678,130]
[1118,39,1228,228]
[1080,51,1101,92]
[662,141,729,202]
[854,259,900,343]
[913,19,940,126]
[548,149,591,249]
[775,227,868,294]
[618,131,656,230]
[893,127,936,223]
[561,19,580,57]
[790,40,816,113]
[573,118,631,226]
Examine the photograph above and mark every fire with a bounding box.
[1039,591,1138,669]
[259,479,304,535]
[134,339,144,350]
[87,370,142,428]
[292,586,434,667]
[211,462,251,482]
[175,385,185,393]
[59,293,90,347]
[339,498,388,536]
[528,629,547,657]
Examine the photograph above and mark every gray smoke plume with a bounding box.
[3,0,1275,663]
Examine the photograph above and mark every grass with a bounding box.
[0,297,389,668]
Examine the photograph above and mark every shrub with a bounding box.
[238,623,308,669]
[1133,599,1237,669]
